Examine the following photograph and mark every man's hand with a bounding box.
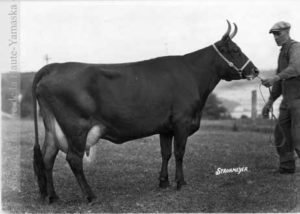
[262,100,273,119]
[261,75,280,87]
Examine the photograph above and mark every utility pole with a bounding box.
[44,54,51,64]
[164,42,168,55]
[251,90,257,120]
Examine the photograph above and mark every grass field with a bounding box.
[2,119,300,213]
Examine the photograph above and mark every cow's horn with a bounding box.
[230,23,238,39]
[223,20,231,38]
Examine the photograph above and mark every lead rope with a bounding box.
[257,76,285,148]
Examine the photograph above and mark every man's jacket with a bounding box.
[270,39,300,103]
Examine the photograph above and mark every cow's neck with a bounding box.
[183,45,222,95]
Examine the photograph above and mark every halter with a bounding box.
[212,43,251,78]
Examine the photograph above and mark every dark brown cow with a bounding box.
[32,21,259,203]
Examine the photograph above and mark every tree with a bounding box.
[202,93,229,119]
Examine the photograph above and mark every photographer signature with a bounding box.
[215,166,248,175]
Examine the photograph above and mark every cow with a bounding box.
[32,21,259,203]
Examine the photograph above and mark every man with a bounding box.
[262,21,300,174]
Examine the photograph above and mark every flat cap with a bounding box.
[269,21,291,33]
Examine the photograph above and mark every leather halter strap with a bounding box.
[212,43,251,77]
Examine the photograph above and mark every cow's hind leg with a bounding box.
[42,131,59,203]
[66,143,96,203]
[36,99,59,203]
[65,123,104,202]
[159,133,173,188]
[41,104,60,203]
[63,123,97,202]
[50,100,98,202]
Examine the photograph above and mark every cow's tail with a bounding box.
[32,66,51,196]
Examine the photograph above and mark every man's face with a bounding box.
[273,30,290,46]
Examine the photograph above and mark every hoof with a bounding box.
[176,180,187,190]
[159,179,170,189]
[40,193,47,201]
[86,195,97,204]
[46,194,60,204]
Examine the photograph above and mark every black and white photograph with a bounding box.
[1,0,300,212]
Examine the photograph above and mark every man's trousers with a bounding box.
[275,99,300,170]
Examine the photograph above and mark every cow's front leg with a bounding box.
[173,126,188,190]
[159,133,173,188]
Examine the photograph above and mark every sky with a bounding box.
[1,0,300,73]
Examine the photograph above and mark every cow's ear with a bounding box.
[221,35,230,42]
[219,45,227,53]
[216,41,227,53]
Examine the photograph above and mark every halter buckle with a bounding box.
[228,62,234,67]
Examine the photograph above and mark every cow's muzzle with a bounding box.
[243,67,259,80]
